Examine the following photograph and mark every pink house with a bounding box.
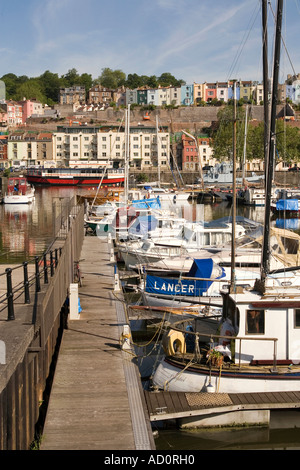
[21,99,43,123]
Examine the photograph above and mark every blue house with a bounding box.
[181,84,194,106]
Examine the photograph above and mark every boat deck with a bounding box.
[145,390,300,422]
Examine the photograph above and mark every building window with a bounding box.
[246,309,264,334]
[294,309,300,328]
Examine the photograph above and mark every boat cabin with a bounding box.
[224,288,300,366]
[7,177,29,195]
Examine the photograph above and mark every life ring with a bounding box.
[163,330,186,356]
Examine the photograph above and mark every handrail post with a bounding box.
[35,256,41,292]
[23,262,30,304]
[6,268,15,320]
[50,251,54,276]
[43,253,48,284]
[272,339,278,372]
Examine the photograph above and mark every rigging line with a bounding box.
[226,2,261,81]
[294,0,300,14]
[268,0,297,77]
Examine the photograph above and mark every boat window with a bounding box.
[246,309,265,334]
[294,309,300,328]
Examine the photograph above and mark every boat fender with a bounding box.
[163,330,186,356]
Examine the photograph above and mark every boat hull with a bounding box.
[26,175,124,186]
[3,192,35,204]
[153,356,300,394]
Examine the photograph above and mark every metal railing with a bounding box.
[0,199,84,323]
[0,249,63,322]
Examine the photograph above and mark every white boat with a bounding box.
[118,217,249,269]
[3,176,35,204]
[126,212,187,241]
[237,186,278,206]
[139,225,300,277]
[197,162,264,185]
[152,269,300,394]
[140,259,260,308]
[128,185,190,204]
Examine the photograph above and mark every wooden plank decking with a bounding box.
[40,235,155,451]
[145,390,300,422]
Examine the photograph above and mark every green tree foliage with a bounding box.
[38,70,61,104]
[211,105,248,164]
[212,106,300,165]
[1,68,185,103]
[96,68,126,89]
[13,79,46,103]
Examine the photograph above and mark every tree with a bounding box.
[13,79,47,103]
[97,68,126,89]
[61,68,80,87]
[38,70,61,104]
[157,72,185,87]
[126,73,143,89]
[211,105,247,164]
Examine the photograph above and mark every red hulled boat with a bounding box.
[26,167,125,187]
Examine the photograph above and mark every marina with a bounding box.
[2,182,300,449]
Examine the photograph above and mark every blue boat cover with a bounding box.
[276,218,300,230]
[128,215,158,236]
[276,199,299,211]
[145,259,225,297]
[131,196,161,209]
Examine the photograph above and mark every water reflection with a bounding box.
[0,186,91,263]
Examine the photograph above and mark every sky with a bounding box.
[1,0,300,84]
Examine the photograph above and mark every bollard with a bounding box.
[6,268,15,320]
[69,283,80,319]
[114,265,121,291]
[55,248,58,267]
[35,256,41,292]
[23,261,30,303]
[108,234,115,262]
[121,325,131,350]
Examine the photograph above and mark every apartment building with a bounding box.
[181,134,214,171]
[52,124,169,170]
[8,132,38,167]
[59,86,86,105]
[53,126,98,167]
[0,136,8,169]
[88,85,114,107]
[6,101,23,126]
[97,125,170,170]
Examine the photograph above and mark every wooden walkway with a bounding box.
[145,390,300,422]
[40,235,155,451]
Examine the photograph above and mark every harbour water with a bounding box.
[1,186,300,450]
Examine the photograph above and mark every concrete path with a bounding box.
[41,235,155,450]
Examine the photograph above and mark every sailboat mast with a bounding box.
[262,0,270,177]
[261,0,283,283]
[156,115,160,187]
[125,104,130,203]
[230,80,237,292]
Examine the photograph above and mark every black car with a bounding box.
[202,165,213,171]
[288,166,300,172]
